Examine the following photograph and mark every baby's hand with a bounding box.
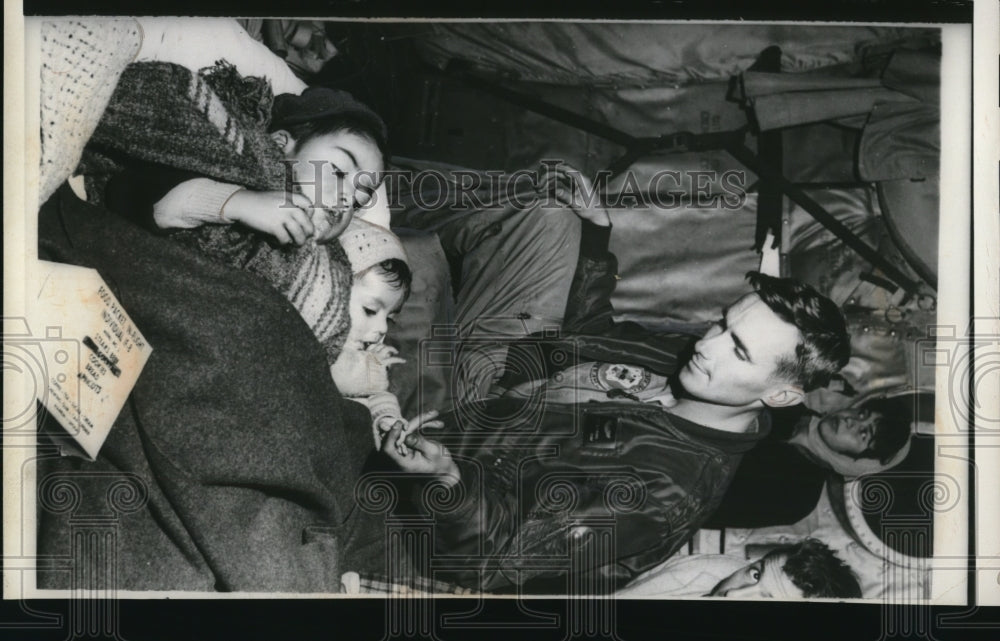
[383,410,444,457]
[367,343,406,369]
[224,189,316,245]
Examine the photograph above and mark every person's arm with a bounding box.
[102,161,210,232]
[562,219,619,335]
[382,429,686,593]
[538,165,620,336]
[155,181,317,245]
[104,161,318,243]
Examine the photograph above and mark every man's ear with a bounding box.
[762,385,805,408]
[270,129,295,154]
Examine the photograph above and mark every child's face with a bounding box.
[345,270,406,351]
[278,130,383,243]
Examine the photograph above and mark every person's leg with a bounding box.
[441,202,581,403]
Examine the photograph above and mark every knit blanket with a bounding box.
[83,61,352,364]
[85,60,286,190]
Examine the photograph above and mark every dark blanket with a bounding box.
[36,185,384,592]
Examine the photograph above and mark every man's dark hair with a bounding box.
[856,396,913,464]
[746,272,851,392]
[767,538,862,598]
[360,258,413,305]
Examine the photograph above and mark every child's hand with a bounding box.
[537,164,611,227]
[381,415,457,485]
[378,410,444,457]
[223,189,316,245]
[367,343,406,369]
[311,207,353,245]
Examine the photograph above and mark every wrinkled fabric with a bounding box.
[752,87,917,131]
[385,229,455,418]
[876,177,939,283]
[608,196,761,326]
[858,102,939,181]
[740,71,882,98]
[419,399,767,593]
[413,24,926,86]
[880,48,940,103]
[786,187,882,256]
[617,553,746,597]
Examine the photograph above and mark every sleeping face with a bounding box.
[274,129,384,243]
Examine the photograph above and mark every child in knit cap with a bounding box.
[330,218,442,448]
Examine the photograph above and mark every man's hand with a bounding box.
[539,164,611,227]
[381,420,459,486]
[223,189,316,245]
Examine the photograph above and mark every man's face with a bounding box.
[709,554,804,599]
[677,294,803,408]
[818,406,883,457]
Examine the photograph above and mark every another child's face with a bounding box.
[281,130,383,243]
[345,270,406,351]
[817,406,883,457]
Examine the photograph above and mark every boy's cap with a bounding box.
[340,218,408,275]
[271,87,388,143]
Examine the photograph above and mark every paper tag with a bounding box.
[29,261,153,460]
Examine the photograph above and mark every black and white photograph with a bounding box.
[3,3,997,639]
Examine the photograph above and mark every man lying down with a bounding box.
[366,170,852,594]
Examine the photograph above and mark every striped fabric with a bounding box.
[86,61,286,191]
[177,224,354,366]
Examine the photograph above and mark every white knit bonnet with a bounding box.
[339,218,408,275]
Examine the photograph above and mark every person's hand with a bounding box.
[538,164,611,227]
[377,410,444,456]
[223,189,316,245]
[381,418,458,485]
[310,206,353,245]
[367,343,406,369]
